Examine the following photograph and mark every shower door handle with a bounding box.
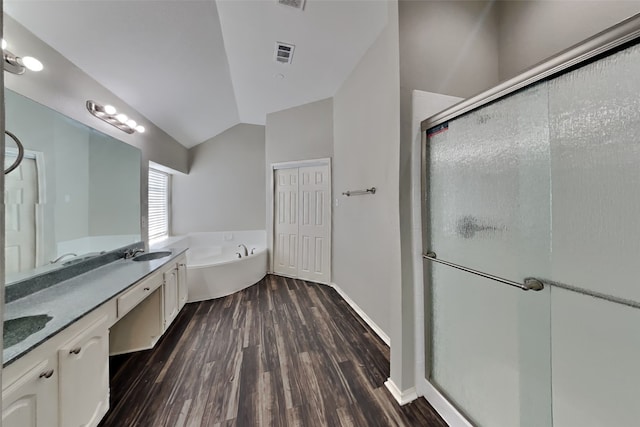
[423,251,544,291]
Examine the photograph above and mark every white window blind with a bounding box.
[148,168,169,241]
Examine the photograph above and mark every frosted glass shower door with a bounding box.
[547,42,640,427]
[427,83,552,427]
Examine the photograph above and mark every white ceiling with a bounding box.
[4,0,388,148]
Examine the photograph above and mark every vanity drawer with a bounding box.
[117,274,163,318]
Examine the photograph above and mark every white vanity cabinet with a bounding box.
[177,259,188,311]
[2,250,189,427]
[163,254,188,331]
[163,266,179,330]
[58,315,110,427]
[2,358,58,427]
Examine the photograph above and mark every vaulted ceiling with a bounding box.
[5,1,389,148]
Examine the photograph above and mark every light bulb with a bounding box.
[104,105,117,115]
[1,39,6,50]
[21,56,43,72]
[135,125,145,133]
[126,119,137,128]
[115,113,128,123]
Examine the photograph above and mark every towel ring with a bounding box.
[4,130,25,175]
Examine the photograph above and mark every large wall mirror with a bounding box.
[4,89,141,285]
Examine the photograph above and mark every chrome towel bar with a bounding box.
[342,187,376,197]
[423,251,544,291]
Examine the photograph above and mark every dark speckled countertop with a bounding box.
[3,247,188,367]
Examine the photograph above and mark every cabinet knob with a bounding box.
[69,347,82,355]
[144,287,150,291]
[39,369,54,379]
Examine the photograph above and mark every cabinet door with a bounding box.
[2,360,58,427]
[163,268,179,330]
[177,260,188,310]
[58,316,109,427]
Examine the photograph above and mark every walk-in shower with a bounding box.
[420,13,640,427]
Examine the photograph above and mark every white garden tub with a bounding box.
[153,231,267,302]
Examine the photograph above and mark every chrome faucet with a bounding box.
[50,253,77,264]
[124,248,145,259]
[238,244,248,257]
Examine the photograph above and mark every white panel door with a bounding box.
[4,156,37,274]
[273,168,299,277]
[297,165,331,283]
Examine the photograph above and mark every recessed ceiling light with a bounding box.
[115,113,128,124]
[104,105,117,115]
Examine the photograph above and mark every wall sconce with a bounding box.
[2,38,44,75]
[86,100,146,134]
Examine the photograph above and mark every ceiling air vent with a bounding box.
[278,0,305,11]
[275,42,295,65]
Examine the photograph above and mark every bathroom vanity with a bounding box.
[0,16,191,427]
[2,250,188,427]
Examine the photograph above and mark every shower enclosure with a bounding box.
[421,14,640,427]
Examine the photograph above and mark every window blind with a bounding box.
[148,168,169,241]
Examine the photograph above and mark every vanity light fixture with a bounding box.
[2,39,44,75]
[115,113,129,124]
[86,100,146,134]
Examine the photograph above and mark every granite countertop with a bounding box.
[3,247,188,367]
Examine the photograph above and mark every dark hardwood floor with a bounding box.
[99,274,447,427]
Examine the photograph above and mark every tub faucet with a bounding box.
[50,253,77,264]
[238,244,248,257]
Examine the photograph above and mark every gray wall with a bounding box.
[264,97,334,270]
[172,124,266,234]
[265,97,334,167]
[3,14,189,246]
[396,0,501,392]
[498,1,640,80]
[333,0,400,350]
[399,0,500,100]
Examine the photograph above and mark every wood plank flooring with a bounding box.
[99,275,448,427]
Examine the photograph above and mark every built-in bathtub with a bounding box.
[152,231,267,302]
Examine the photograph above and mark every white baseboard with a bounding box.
[419,378,474,427]
[384,379,418,406]
[329,282,390,346]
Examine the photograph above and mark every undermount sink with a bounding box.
[132,251,172,262]
[4,314,53,348]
